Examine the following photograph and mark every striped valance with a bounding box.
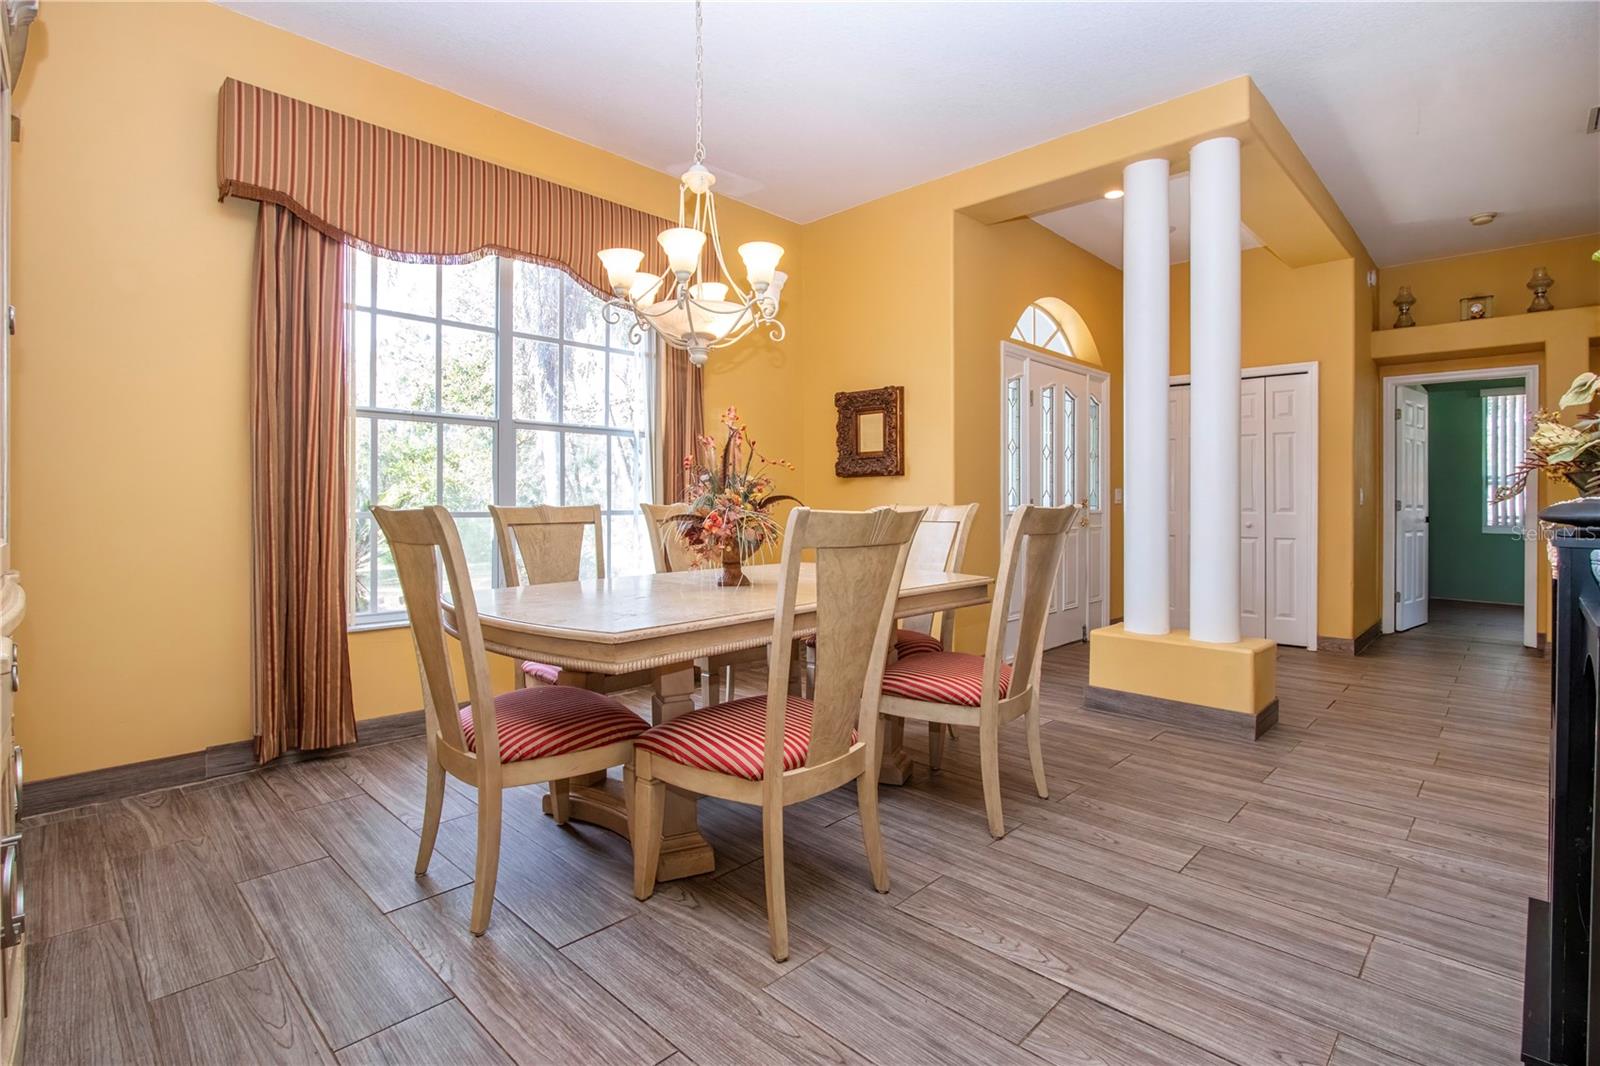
[217,78,697,297]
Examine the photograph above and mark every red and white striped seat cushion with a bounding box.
[802,629,941,658]
[459,686,646,763]
[893,629,944,658]
[880,652,1011,708]
[635,694,833,781]
[520,660,563,684]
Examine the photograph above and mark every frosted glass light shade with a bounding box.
[689,282,729,302]
[658,227,707,275]
[763,271,788,313]
[644,298,745,344]
[737,241,784,289]
[597,247,645,291]
[627,272,664,302]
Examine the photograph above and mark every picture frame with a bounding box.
[834,386,905,477]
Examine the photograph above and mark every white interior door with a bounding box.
[1239,377,1267,637]
[1395,384,1430,631]
[1264,374,1315,645]
[1001,346,1109,654]
[1170,371,1315,647]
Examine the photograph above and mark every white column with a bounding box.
[1121,157,1170,635]
[1188,136,1242,644]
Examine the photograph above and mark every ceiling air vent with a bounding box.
[1589,106,1600,134]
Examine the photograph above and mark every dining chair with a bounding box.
[805,503,978,767]
[631,505,924,961]
[876,503,1075,838]
[641,501,768,705]
[372,505,647,935]
[490,503,611,689]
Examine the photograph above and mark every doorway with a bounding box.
[1167,365,1319,648]
[1381,365,1539,648]
[1001,341,1110,652]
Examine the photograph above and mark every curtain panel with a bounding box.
[656,339,705,502]
[252,204,357,762]
[221,78,709,758]
[216,78,720,297]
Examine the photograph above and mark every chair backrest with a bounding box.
[371,505,497,770]
[490,504,604,586]
[762,507,923,782]
[640,501,699,574]
[983,504,1077,703]
[895,503,979,638]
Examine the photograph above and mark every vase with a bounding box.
[718,542,749,587]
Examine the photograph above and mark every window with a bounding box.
[1039,386,1055,507]
[1062,390,1076,506]
[1005,376,1023,512]
[1010,302,1072,356]
[349,250,654,624]
[1087,394,1102,511]
[1483,386,1527,533]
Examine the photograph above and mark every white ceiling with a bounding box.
[222,1,1600,265]
[1033,173,1263,269]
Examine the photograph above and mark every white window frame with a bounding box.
[348,253,655,630]
[1010,302,1073,357]
[1482,386,1527,535]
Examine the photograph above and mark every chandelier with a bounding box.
[597,1,786,367]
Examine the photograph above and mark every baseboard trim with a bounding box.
[22,709,426,817]
[1318,621,1382,657]
[1084,685,1278,740]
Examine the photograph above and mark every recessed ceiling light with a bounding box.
[1469,212,1498,226]
[1103,189,1124,200]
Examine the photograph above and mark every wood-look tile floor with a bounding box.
[21,602,1544,1065]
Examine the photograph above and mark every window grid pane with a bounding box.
[1088,395,1102,511]
[1483,389,1527,533]
[1005,377,1022,512]
[1040,387,1055,507]
[350,253,655,620]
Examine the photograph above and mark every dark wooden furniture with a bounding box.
[1523,498,1600,1065]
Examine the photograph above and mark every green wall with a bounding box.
[1426,378,1524,605]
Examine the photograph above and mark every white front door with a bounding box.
[1001,346,1109,653]
[1395,384,1430,631]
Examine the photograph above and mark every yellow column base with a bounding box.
[1086,624,1278,739]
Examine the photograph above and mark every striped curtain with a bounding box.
[221,78,708,757]
[656,340,705,502]
[252,204,357,762]
[216,78,716,297]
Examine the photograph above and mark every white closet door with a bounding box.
[1168,386,1190,631]
[1238,377,1267,638]
[1265,374,1314,647]
[1395,385,1430,631]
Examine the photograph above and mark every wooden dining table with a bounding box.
[446,561,993,881]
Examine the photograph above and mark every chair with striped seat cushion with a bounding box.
[881,652,1012,707]
[519,660,563,685]
[893,628,944,659]
[372,504,649,937]
[877,505,1076,839]
[459,685,646,763]
[635,695,824,781]
[632,506,924,963]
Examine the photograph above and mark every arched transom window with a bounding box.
[1010,301,1072,356]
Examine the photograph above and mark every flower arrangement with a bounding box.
[675,407,798,586]
[1501,373,1600,500]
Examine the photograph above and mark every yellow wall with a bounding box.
[1379,234,1600,329]
[951,216,1123,647]
[11,2,805,780]
[1170,249,1376,640]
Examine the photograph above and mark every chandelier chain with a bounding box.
[693,0,705,165]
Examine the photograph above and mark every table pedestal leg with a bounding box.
[542,668,627,828]
[880,716,914,786]
[650,663,717,880]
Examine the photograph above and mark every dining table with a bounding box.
[446,561,993,881]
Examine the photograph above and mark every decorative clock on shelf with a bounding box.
[1459,295,1494,320]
